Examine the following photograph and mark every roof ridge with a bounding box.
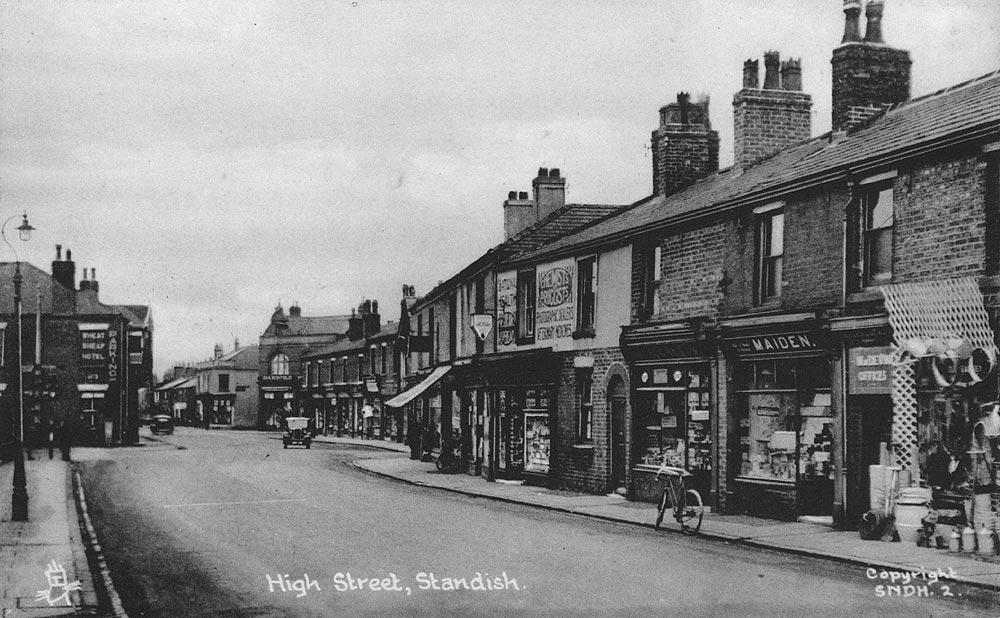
[896,68,1000,108]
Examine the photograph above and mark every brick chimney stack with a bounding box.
[733,51,812,173]
[831,0,910,132]
[532,167,566,222]
[503,190,535,240]
[651,92,719,196]
[51,245,77,314]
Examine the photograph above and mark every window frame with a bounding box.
[577,371,594,442]
[269,353,290,377]
[516,268,536,344]
[861,182,894,286]
[218,373,230,392]
[645,241,662,319]
[754,205,784,304]
[575,255,598,337]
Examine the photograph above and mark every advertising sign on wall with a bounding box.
[848,346,894,395]
[496,270,517,349]
[535,258,575,343]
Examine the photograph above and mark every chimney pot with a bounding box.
[742,59,759,88]
[518,191,528,200]
[91,268,96,280]
[56,245,62,260]
[864,0,885,44]
[507,190,517,199]
[841,0,863,43]
[537,167,548,178]
[780,59,802,91]
[66,249,72,261]
[548,168,560,178]
[763,51,780,89]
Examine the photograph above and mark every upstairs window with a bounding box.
[755,205,784,303]
[370,345,377,376]
[516,269,536,342]
[576,256,597,335]
[862,183,894,285]
[218,373,230,392]
[644,242,662,319]
[269,353,290,376]
[381,343,388,375]
[341,356,348,382]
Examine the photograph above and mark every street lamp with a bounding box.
[6,212,34,521]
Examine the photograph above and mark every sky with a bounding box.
[1,1,998,376]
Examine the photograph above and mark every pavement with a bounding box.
[0,454,101,617]
[312,434,1000,592]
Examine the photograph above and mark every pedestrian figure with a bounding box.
[58,421,71,462]
[408,420,424,460]
[47,420,56,460]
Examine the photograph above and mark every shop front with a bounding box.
[260,375,297,429]
[722,323,837,520]
[621,322,715,504]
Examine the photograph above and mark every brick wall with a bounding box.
[654,222,726,320]
[780,186,846,311]
[551,346,627,494]
[894,155,987,283]
[733,89,812,172]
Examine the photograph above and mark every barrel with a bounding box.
[894,499,930,544]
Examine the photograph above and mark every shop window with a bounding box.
[634,367,712,483]
[269,353,290,376]
[575,256,597,337]
[862,183,894,285]
[218,373,230,392]
[734,358,834,485]
[577,372,593,441]
[516,269,536,343]
[755,206,784,303]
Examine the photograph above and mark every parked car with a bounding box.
[283,417,312,449]
[150,414,174,435]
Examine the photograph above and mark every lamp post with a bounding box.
[8,213,35,521]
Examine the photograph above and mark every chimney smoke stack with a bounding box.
[742,59,759,88]
[56,245,62,260]
[763,51,780,89]
[780,59,802,91]
[842,0,862,43]
[864,0,885,44]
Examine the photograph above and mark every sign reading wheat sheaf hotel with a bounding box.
[79,323,110,383]
[536,258,575,342]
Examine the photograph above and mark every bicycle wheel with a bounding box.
[435,454,446,471]
[654,488,670,529]
[676,489,704,533]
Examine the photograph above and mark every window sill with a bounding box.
[572,442,595,451]
[515,336,535,346]
[846,290,883,304]
[572,327,596,340]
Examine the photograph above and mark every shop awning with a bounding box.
[385,365,451,408]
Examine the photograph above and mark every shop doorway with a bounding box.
[609,377,627,492]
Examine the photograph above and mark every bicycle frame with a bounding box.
[654,465,704,533]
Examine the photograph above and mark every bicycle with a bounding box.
[433,439,462,473]
[654,465,704,533]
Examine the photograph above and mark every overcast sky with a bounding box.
[1,1,997,375]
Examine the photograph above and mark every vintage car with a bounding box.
[282,416,312,449]
[150,414,174,435]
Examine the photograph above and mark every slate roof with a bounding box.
[0,262,135,318]
[413,202,624,309]
[284,315,352,336]
[514,69,1000,265]
[302,321,399,359]
[196,344,259,370]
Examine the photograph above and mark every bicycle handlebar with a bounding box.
[655,465,691,479]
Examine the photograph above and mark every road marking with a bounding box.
[162,498,306,508]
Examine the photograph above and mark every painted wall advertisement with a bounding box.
[80,324,109,383]
[535,258,575,343]
[496,270,517,349]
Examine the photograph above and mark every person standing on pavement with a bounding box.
[58,420,71,462]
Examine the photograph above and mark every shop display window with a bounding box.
[735,358,833,483]
[634,366,711,473]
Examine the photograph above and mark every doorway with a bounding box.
[609,376,627,492]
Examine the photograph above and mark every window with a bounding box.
[218,373,230,392]
[576,256,597,335]
[644,242,662,319]
[862,184,893,285]
[756,208,784,302]
[269,353,290,376]
[328,361,335,384]
[370,346,377,376]
[381,343,388,375]
[516,269,536,342]
[357,354,364,380]
[301,363,309,387]
[578,372,593,441]
[341,356,348,382]
[313,362,320,386]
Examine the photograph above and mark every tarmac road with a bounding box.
[75,427,998,617]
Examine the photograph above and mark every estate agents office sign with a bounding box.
[848,346,894,395]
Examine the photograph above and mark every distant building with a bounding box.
[193,342,259,428]
[0,245,153,457]
[258,303,351,428]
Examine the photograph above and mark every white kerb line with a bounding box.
[163,498,306,508]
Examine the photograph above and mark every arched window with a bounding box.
[270,353,290,376]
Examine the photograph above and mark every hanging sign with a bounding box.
[848,346,893,395]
